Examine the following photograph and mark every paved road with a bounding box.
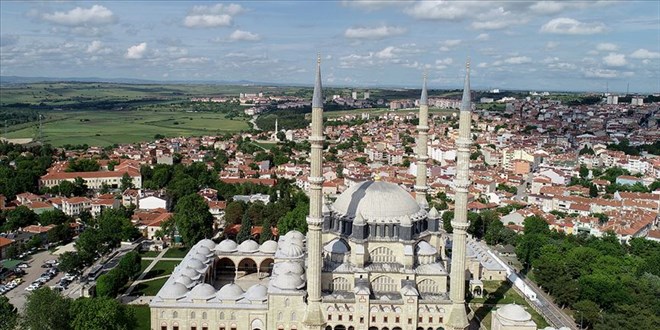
[2,250,64,311]
[521,275,577,330]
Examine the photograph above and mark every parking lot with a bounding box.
[2,250,66,310]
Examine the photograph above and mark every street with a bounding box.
[3,250,64,311]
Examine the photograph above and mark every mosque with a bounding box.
[149,58,546,330]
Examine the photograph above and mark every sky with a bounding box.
[1,1,659,93]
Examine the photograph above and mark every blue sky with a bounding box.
[1,1,659,93]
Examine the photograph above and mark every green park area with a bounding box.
[132,277,169,297]
[130,305,151,330]
[4,110,248,146]
[469,281,549,329]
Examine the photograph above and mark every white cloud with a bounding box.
[540,17,606,35]
[630,48,660,59]
[404,1,486,21]
[375,46,397,59]
[344,25,406,39]
[596,43,618,51]
[505,56,532,64]
[125,42,147,59]
[584,68,620,78]
[183,3,244,28]
[229,30,261,41]
[86,40,110,54]
[529,1,567,15]
[439,39,461,51]
[342,0,412,10]
[471,7,529,30]
[603,53,627,67]
[435,58,453,65]
[42,5,116,26]
[545,41,560,50]
[476,33,489,41]
[176,57,210,64]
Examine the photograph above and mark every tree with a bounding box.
[4,205,38,231]
[522,215,550,236]
[172,194,214,247]
[95,270,123,298]
[236,212,253,243]
[0,296,17,330]
[58,251,84,275]
[579,165,589,178]
[260,217,274,243]
[442,211,454,233]
[117,251,142,280]
[69,297,136,330]
[484,219,504,245]
[589,184,598,197]
[22,287,71,330]
[120,173,134,191]
[72,177,88,196]
[57,180,75,197]
[67,158,100,172]
[39,209,69,226]
[573,299,601,329]
[278,202,309,234]
[224,201,245,225]
[246,202,265,226]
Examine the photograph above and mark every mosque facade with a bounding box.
[149,58,526,330]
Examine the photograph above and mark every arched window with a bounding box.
[277,312,283,321]
[331,277,350,292]
[202,312,207,320]
[371,275,397,292]
[417,279,439,294]
[284,298,290,307]
[191,312,195,319]
[219,312,225,320]
[291,312,297,321]
[160,311,165,318]
[369,246,395,263]
[230,312,235,320]
[173,311,178,318]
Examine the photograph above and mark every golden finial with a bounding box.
[374,174,381,182]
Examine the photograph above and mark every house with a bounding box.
[26,201,54,215]
[91,198,120,217]
[0,237,15,259]
[61,197,91,217]
[122,189,140,208]
[139,196,168,211]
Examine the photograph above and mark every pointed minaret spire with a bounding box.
[303,54,326,329]
[415,72,430,209]
[446,58,472,330]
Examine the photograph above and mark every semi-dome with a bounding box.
[191,252,211,264]
[195,245,213,257]
[323,238,350,254]
[158,282,189,299]
[497,304,532,322]
[187,283,216,300]
[198,239,216,249]
[185,259,207,272]
[217,283,244,301]
[284,230,306,242]
[237,239,260,253]
[215,239,238,253]
[259,240,278,254]
[272,273,305,290]
[332,181,423,222]
[416,241,438,256]
[244,284,268,301]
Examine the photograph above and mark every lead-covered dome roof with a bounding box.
[332,181,424,222]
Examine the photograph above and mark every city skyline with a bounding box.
[1,1,659,93]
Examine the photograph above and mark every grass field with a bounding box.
[163,247,190,258]
[132,277,169,296]
[4,110,248,146]
[130,304,151,330]
[142,260,180,280]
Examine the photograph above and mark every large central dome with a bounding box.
[332,181,424,221]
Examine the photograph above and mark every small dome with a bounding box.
[185,258,207,272]
[244,284,268,301]
[187,283,216,300]
[259,240,278,254]
[191,252,211,264]
[159,282,189,299]
[497,304,532,322]
[323,238,349,254]
[272,273,305,290]
[278,242,304,258]
[285,230,305,242]
[237,239,260,253]
[217,283,244,301]
[198,239,216,249]
[195,245,213,256]
[215,239,238,253]
[272,261,304,276]
[416,241,438,256]
[332,181,423,222]
[174,275,195,288]
[180,267,202,280]
[428,207,439,219]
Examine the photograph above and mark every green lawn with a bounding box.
[139,260,152,275]
[130,304,151,330]
[469,281,549,328]
[132,277,169,296]
[142,260,180,280]
[5,110,248,147]
[139,250,160,258]
[163,247,190,258]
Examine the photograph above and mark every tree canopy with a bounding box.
[172,193,214,247]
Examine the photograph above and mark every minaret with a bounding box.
[415,72,430,209]
[275,118,278,133]
[302,54,326,329]
[446,59,472,330]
